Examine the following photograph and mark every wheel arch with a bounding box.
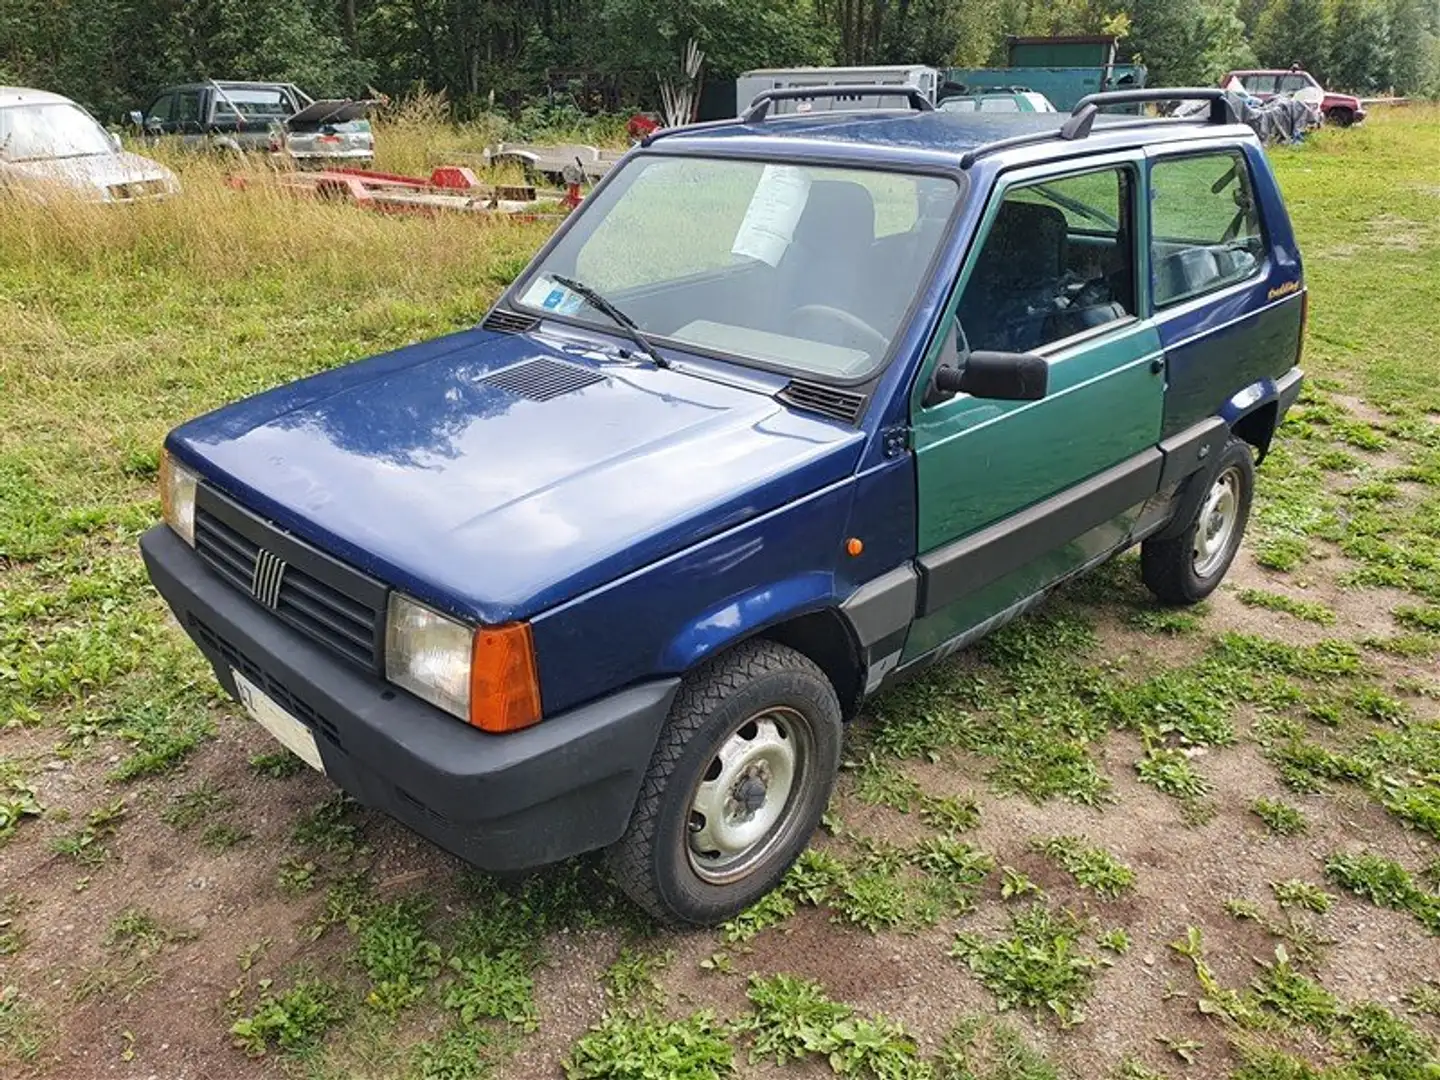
[1232,398,1279,462]
[660,575,869,722]
[758,608,867,722]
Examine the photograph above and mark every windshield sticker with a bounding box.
[731,165,811,268]
[519,275,584,315]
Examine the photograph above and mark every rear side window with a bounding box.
[1150,151,1264,308]
[214,88,294,120]
[956,166,1136,354]
[174,91,203,125]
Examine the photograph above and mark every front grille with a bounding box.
[193,487,386,671]
[188,614,342,750]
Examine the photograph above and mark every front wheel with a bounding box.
[1326,107,1356,127]
[1141,437,1255,605]
[607,640,842,925]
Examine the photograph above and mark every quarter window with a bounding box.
[1150,151,1264,308]
[955,166,1136,354]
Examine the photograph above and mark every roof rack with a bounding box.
[740,84,935,123]
[959,88,1242,169]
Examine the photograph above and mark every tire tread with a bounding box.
[606,639,833,922]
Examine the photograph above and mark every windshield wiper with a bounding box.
[550,274,669,369]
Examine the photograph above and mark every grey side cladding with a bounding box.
[840,564,919,693]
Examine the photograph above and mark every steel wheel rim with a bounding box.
[1193,466,1242,578]
[686,707,810,885]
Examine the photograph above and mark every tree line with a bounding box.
[2,0,1436,124]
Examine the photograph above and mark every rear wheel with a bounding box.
[1141,438,1255,605]
[607,640,842,925]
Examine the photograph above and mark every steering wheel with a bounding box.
[789,304,889,358]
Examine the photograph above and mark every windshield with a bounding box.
[0,102,114,162]
[514,156,960,381]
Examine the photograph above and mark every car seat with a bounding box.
[776,180,878,336]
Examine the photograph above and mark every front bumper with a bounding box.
[141,525,678,872]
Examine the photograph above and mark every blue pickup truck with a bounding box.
[142,87,1305,925]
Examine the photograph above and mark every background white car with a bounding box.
[0,86,178,202]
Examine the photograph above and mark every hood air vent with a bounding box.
[777,380,867,424]
[481,358,606,402]
[481,309,539,334]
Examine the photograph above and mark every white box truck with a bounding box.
[735,65,940,116]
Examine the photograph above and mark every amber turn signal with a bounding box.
[468,622,542,733]
[846,537,864,557]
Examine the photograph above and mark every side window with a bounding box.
[955,166,1136,354]
[146,94,175,124]
[1150,151,1264,308]
[1277,74,1309,94]
[1244,74,1278,94]
[174,91,203,126]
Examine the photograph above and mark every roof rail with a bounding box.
[741,84,935,123]
[959,87,1242,169]
[1061,88,1240,138]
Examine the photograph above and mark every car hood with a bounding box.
[169,326,866,623]
[2,150,175,198]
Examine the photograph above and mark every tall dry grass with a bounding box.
[0,123,561,485]
[0,146,550,288]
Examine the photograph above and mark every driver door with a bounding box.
[904,152,1166,660]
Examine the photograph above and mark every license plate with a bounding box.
[233,671,325,773]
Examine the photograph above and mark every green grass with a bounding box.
[231,977,346,1056]
[565,1010,732,1080]
[950,905,1101,1027]
[1324,852,1440,934]
[352,897,442,1013]
[1269,880,1334,914]
[1251,798,1309,836]
[736,974,928,1077]
[443,951,537,1030]
[49,798,127,865]
[159,779,234,830]
[1032,836,1136,899]
[1236,589,1337,625]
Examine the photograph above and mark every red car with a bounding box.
[1222,68,1366,126]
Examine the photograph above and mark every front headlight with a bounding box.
[159,449,199,545]
[385,594,473,720]
[385,593,542,732]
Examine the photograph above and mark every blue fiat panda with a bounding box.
[142,88,1305,924]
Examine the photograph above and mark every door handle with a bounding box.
[1149,358,1164,375]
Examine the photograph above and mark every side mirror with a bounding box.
[932,350,1049,402]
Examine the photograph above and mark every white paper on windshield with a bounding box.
[731,165,811,268]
